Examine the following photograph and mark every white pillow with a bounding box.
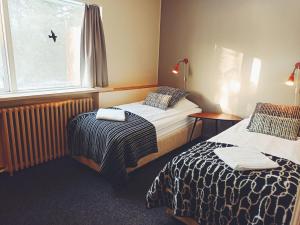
[96,108,126,121]
[172,98,199,111]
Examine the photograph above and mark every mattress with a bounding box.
[210,118,300,165]
[118,101,202,140]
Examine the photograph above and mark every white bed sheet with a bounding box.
[118,101,202,139]
[209,118,300,165]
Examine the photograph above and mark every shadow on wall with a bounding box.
[187,91,222,113]
[187,92,233,138]
[187,45,263,117]
[213,45,244,114]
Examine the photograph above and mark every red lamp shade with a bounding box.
[286,62,300,86]
[172,63,180,74]
[171,58,188,75]
[286,73,295,86]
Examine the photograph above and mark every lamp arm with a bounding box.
[183,58,189,90]
[177,58,189,64]
[172,58,189,90]
[296,69,300,105]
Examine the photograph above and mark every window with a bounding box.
[0,10,9,92]
[0,0,85,94]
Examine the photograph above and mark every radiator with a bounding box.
[0,97,93,175]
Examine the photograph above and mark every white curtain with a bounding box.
[80,4,108,87]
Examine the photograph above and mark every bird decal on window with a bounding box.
[48,30,57,42]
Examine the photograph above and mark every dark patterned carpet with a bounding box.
[0,140,201,225]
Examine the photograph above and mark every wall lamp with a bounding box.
[286,62,300,105]
[172,58,189,90]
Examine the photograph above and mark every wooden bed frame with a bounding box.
[165,208,198,225]
[73,121,202,174]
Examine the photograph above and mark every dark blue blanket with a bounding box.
[68,109,158,184]
[146,141,300,225]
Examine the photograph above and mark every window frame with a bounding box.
[0,0,86,95]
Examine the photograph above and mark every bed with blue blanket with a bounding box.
[67,100,202,184]
[146,118,300,225]
[68,109,158,184]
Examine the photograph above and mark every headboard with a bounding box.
[98,85,157,108]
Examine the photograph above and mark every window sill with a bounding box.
[0,85,158,103]
[0,88,99,102]
[98,84,157,92]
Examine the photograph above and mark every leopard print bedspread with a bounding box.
[146,141,300,225]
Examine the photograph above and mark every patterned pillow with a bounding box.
[143,93,172,110]
[156,86,188,107]
[247,103,300,140]
[248,113,300,140]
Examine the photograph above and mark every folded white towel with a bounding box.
[214,147,279,171]
[96,108,126,122]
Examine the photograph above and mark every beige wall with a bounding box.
[98,87,157,108]
[87,0,161,87]
[158,0,300,117]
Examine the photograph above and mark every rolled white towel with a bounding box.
[96,108,126,122]
[214,147,279,171]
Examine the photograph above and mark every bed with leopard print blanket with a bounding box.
[146,141,300,225]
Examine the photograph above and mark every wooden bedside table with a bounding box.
[188,112,242,142]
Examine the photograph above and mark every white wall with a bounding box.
[87,0,161,87]
[158,0,300,117]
